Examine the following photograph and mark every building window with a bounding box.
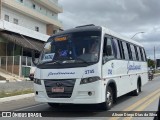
[35,26,39,32]
[53,30,57,34]
[4,15,9,22]
[13,18,18,25]
[32,4,36,9]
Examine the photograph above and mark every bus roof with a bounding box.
[101,26,143,47]
[49,25,143,47]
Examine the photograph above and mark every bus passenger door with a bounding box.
[102,36,115,79]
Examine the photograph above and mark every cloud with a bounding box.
[59,0,160,59]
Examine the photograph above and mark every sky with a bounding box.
[59,0,160,59]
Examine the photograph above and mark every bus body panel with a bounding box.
[102,60,148,98]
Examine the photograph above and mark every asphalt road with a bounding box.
[0,76,160,120]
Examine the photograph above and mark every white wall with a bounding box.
[1,6,47,34]
[22,0,58,20]
[0,20,49,42]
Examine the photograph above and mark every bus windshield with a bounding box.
[39,31,101,65]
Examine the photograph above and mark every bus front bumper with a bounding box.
[34,80,105,104]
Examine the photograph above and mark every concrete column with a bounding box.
[0,56,1,67]
[0,0,1,19]
[19,56,21,77]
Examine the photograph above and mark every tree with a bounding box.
[147,59,155,68]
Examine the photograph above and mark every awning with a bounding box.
[0,31,45,52]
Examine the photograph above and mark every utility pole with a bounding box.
[154,46,156,72]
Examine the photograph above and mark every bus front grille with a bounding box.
[44,79,76,98]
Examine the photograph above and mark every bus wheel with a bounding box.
[48,103,60,109]
[133,82,141,96]
[101,86,113,110]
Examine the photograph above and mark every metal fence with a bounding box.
[0,56,33,77]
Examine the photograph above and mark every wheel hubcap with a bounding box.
[106,91,112,106]
[137,85,140,93]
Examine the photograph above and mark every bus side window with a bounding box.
[118,40,124,59]
[137,47,142,61]
[130,44,137,61]
[122,41,129,60]
[142,48,147,61]
[113,38,121,59]
[134,46,139,61]
[126,43,132,60]
[103,37,115,62]
[140,48,144,61]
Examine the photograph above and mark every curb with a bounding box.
[0,93,35,103]
[154,73,160,77]
[0,80,32,83]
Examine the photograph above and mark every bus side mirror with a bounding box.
[32,50,38,66]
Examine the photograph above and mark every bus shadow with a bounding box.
[43,93,136,117]
[46,104,105,117]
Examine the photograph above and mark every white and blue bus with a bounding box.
[33,25,148,110]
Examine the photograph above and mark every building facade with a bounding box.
[0,0,63,77]
[0,0,63,35]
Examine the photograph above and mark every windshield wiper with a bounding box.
[74,57,90,65]
[41,60,62,65]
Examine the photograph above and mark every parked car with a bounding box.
[29,67,36,81]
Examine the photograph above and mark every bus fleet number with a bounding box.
[85,69,94,74]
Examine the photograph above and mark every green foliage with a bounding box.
[147,59,155,68]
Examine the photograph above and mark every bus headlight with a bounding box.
[34,79,42,85]
[80,77,100,84]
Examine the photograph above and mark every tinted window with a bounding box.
[103,37,115,60]
[126,43,132,60]
[41,31,101,64]
[130,44,137,61]
[137,47,142,61]
[122,42,129,60]
[113,38,121,59]
[134,46,139,61]
[142,48,147,61]
[139,48,144,61]
[119,41,125,59]
[118,40,123,59]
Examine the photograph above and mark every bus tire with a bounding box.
[48,103,60,108]
[132,81,141,96]
[101,86,113,110]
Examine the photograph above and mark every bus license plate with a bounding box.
[52,87,64,93]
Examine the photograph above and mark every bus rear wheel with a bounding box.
[132,82,141,96]
[101,86,113,110]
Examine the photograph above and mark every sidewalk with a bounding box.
[0,81,33,92]
[154,73,160,77]
[0,81,34,103]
